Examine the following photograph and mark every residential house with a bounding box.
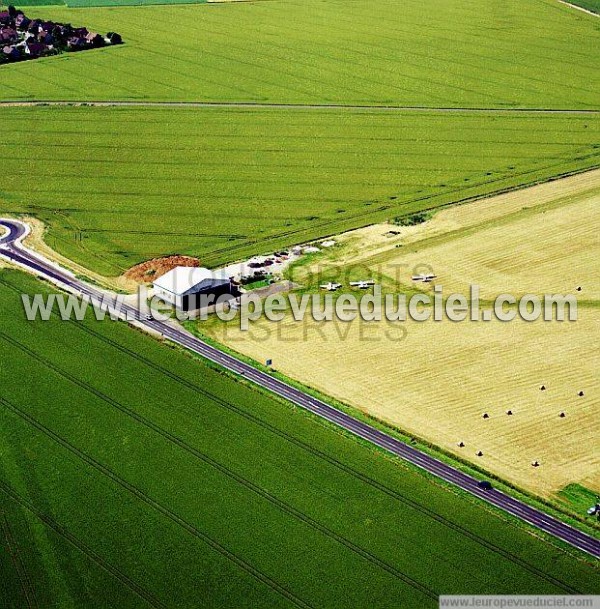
[0,27,17,44]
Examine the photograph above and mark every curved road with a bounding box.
[1,218,599,560]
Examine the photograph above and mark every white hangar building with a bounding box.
[152,266,232,311]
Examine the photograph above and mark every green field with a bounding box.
[10,0,66,5]
[3,0,600,107]
[0,1,599,603]
[568,0,600,14]
[1,106,599,274]
[0,269,598,608]
[559,485,600,514]
[1,0,599,275]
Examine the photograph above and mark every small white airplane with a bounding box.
[319,282,342,291]
[411,273,437,283]
[349,280,376,289]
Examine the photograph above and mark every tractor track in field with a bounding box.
[0,479,167,609]
[0,330,439,602]
[0,276,589,594]
[1,100,600,114]
[0,511,38,609]
[0,394,316,609]
[198,156,600,266]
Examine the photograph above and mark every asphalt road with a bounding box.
[1,218,598,560]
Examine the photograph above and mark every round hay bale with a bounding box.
[482,413,489,419]
[476,450,483,457]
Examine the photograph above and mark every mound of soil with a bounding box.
[124,255,200,284]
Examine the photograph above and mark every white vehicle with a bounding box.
[587,505,598,516]
[349,280,375,289]
[411,273,437,282]
[319,282,342,291]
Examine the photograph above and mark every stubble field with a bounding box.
[201,171,600,497]
[1,0,599,604]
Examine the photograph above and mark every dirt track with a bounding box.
[0,100,599,114]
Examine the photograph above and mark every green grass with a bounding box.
[12,0,207,7]
[1,105,599,275]
[0,2,597,604]
[0,269,599,607]
[2,0,600,108]
[1,0,599,276]
[558,484,600,514]
[243,278,271,290]
[11,0,66,5]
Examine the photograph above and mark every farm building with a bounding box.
[153,266,232,311]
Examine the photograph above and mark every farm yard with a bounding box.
[2,270,599,607]
[200,173,600,498]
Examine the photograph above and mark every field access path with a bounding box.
[1,217,599,561]
[1,101,600,114]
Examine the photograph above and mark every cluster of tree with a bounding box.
[391,211,431,226]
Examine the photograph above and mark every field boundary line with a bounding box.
[358,176,600,270]
[557,0,600,17]
[0,101,600,114]
[198,157,600,265]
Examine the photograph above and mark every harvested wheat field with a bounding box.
[325,169,600,302]
[203,171,600,497]
[207,310,598,496]
[337,169,597,252]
